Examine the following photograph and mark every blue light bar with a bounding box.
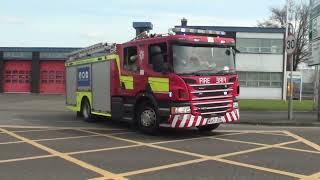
[172,27,226,36]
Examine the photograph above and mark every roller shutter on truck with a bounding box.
[3,60,32,93]
[39,61,65,94]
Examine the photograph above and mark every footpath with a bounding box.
[238,111,320,127]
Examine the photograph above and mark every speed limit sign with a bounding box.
[286,35,296,55]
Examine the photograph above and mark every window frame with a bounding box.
[148,43,168,73]
[236,38,284,54]
[123,46,138,72]
[238,71,282,88]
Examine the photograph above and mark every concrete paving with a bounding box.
[0,94,319,180]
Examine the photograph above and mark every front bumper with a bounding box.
[168,109,239,128]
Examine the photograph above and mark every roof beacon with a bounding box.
[172,27,226,36]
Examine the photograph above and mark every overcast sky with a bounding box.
[0,0,287,47]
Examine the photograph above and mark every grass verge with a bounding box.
[239,99,315,111]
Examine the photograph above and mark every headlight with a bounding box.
[233,102,239,109]
[171,106,191,114]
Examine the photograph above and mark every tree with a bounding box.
[258,1,310,71]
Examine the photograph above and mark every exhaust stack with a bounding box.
[133,22,153,36]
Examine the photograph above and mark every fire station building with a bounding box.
[177,25,286,100]
[0,47,78,94]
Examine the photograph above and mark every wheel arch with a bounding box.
[133,92,158,120]
[76,91,93,112]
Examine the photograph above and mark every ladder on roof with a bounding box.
[68,42,116,61]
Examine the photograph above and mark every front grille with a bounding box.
[187,83,234,118]
[191,83,233,91]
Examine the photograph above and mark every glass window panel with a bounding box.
[260,47,271,53]
[239,81,247,86]
[40,52,68,59]
[259,81,270,87]
[271,82,282,87]
[3,52,32,59]
[247,81,259,87]
[247,72,259,80]
[236,38,283,54]
[259,72,270,80]
[271,73,282,81]
[238,72,246,80]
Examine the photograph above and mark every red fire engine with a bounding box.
[66,21,240,133]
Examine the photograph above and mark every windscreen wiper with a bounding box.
[215,69,236,75]
[192,69,216,76]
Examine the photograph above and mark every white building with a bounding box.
[178,25,286,99]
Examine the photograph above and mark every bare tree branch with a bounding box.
[258,1,310,70]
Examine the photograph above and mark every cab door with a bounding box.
[120,44,147,96]
[145,42,170,100]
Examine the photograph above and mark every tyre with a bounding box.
[137,102,159,134]
[76,111,82,118]
[81,99,93,122]
[197,123,220,132]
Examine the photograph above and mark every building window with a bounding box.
[238,72,282,88]
[236,38,283,54]
[40,52,69,59]
[3,52,32,59]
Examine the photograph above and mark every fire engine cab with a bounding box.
[66,21,240,133]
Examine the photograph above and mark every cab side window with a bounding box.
[124,46,138,72]
[149,43,167,72]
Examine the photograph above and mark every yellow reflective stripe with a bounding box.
[148,77,169,92]
[92,111,112,117]
[76,91,92,111]
[120,76,133,90]
[106,54,121,76]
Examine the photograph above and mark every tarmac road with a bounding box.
[0,94,319,180]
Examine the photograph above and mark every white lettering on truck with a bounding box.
[216,77,227,84]
[199,78,210,84]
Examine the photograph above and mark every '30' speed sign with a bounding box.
[286,35,296,55]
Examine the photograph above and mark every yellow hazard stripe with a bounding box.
[67,91,92,112]
[148,77,169,92]
[120,76,134,90]
[92,111,112,117]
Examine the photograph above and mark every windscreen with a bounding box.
[172,45,235,75]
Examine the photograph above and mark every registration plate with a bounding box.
[207,117,223,124]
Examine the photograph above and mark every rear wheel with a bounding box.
[137,102,159,134]
[81,99,93,122]
[197,124,220,132]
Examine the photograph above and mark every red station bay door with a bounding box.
[39,61,65,94]
[3,61,32,93]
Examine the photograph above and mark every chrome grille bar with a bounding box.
[193,95,232,100]
[200,110,228,115]
[193,100,232,105]
[189,83,233,87]
[191,89,233,93]
[195,105,231,110]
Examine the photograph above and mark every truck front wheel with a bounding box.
[197,124,220,132]
[137,102,159,134]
